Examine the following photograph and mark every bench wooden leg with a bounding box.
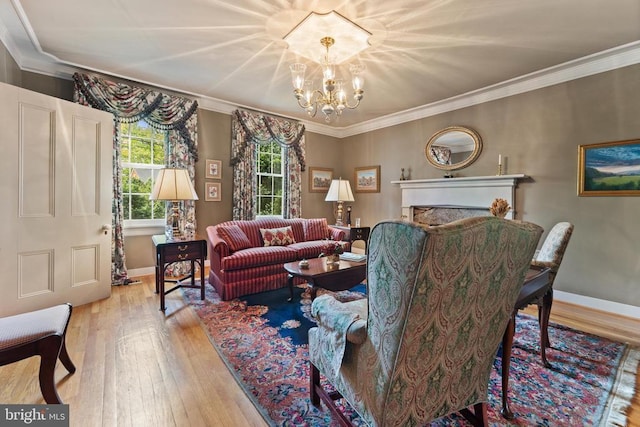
[38,336,64,404]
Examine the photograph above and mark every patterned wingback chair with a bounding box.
[308,217,543,426]
[529,221,574,352]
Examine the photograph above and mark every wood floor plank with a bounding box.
[0,274,637,426]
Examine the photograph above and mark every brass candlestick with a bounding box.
[497,164,503,176]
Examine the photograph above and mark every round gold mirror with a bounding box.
[425,126,483,171]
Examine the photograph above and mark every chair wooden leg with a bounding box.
[500,314,515,420]
[460,402,488,427]
[310,361,320,406]
[540,289,553,368]
[309,361,352,427]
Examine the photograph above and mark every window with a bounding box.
[120,121,166,227]
[256,141,284,216]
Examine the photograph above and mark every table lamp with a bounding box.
[325,178,354,226]
[150,168,199,240]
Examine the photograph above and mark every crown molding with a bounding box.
[1,7,638,140]
[336,40,640,138]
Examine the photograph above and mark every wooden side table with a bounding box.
[333,225,371,253]
[152,235,207,312]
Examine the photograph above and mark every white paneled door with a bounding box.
[0,82,113,316]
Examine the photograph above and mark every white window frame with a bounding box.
[120,121,167,234]
[255,141,284,218]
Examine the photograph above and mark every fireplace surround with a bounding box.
[391,174,527,225]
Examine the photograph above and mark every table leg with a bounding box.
[200,259,205,301]
[160,265,166,312]
[287,274,294,302]
[500,314,516,420]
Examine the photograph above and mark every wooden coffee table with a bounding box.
[284,257,366,301]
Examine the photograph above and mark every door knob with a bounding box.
[101,224,112,235]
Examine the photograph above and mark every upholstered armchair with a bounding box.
[529,221,574,364]
[309,217,543,426]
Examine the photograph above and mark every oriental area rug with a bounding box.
[182,283,639,426]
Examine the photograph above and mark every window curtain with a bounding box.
[73,72,199,284]
[230,109,306,220]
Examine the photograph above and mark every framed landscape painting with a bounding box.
[578,139,640,196]
[355,165,381,193]
[309,167,333,192]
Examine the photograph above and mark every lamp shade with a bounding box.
[150,168,199,201]
[325,179,354,202]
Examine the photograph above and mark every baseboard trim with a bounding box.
[554,290,640,320]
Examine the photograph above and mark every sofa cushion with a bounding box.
[221,246,298,270]
[260,226,296,247]
[304,218,329,241]
[217,225,253,252]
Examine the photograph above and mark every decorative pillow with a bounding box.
[260,226,296,247]
[217,225,252,252]
[304,218,329,241]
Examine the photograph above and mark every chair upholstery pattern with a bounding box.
[531,222,573,280]
[309,217,543,426]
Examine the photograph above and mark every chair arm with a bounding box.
[312,295,367,344]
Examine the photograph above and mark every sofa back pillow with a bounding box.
[260,226,296,247]
[304,218,329,241]
[217,224,253,252]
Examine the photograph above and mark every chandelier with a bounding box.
[284,11,371,123]
[289,36,365,122]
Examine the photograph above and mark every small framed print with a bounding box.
[309,167,334,192]
[205,159,222,179]
[205,182,221,201]
[355,165,381,193]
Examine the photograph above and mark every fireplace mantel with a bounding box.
[391,174,528,221]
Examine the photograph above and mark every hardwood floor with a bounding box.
[0,274,638,426]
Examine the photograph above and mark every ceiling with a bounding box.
[1,0,639,137]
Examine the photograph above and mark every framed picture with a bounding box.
[309,167,333,192]
[205,159,222,179]
[354,165,381,193]
[578,139,640,196]
[205,182,221,201]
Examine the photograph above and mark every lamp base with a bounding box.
[335,201,345,226]
[166,201,182,241]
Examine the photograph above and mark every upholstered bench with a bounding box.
[0,303,76,404]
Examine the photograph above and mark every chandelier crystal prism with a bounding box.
[284,11,371,123]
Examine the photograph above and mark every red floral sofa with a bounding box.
[206,218,349,300]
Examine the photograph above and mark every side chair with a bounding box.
[0,303,76,404]
[308,217,542,426]
[527,221,574,367]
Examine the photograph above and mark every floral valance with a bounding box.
[72,72,199,161]
[230,109,306,171]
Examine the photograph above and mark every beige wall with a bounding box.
[0,42,21,86]
[341,64,640,307]
[2,42,638,307]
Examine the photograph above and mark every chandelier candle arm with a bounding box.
[289,36,365,123]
